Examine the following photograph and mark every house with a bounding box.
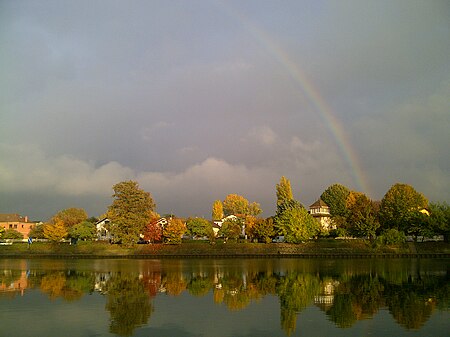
[213,215,238,237]
[308,199,333,232]
[0,214,38,239]
[95,218,112,241]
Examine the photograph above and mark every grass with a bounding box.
[0,239,448,258]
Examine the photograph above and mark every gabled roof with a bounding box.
[309,199,329,208]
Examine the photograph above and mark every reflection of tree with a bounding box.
[277,273,320,335]
[326,274,384,328]
[40,271,87,301]
[162,273,187,296]
[141,271,162,298]
[105,273,153,336]
[187,276,213,297]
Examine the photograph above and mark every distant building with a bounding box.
[308,199,333,232]
[0,214,38,239]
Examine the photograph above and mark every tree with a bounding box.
[163,218,186,244]
[252,217,275,243]
[43,219,68,242]
[2,229,24,240]
[429,202,450,242]
[68,221,96,241]
[186,217,213,239]
[218,217,242,241]
[223,194,249,216]
[320,184,351,217]
[108,180,156,245]
[346,192,379,238]
[276,176,293,206]
[212,200,224,221]
[28,224,45,239]
[52,208,88,230]
[379,183,428,232]
[0,226,5,239]
[275,203,319,243]
[143,219,163,243]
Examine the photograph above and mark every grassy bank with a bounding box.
[0,239,449,258]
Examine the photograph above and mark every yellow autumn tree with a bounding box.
[43,218,68,242]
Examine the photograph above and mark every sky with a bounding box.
[1,0,449,221]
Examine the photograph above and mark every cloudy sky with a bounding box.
[1,0,449,221]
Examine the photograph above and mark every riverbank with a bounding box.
[0,239,449,258]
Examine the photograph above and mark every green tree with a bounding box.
[275,203,319,243]
[105,274,153,336]
[218,217,242,241]
[0,226,5,239]
[186,217,213,239]
[379,183,428,232]
[276,176,293,206]
[212,200,224,221]
[429,202,450,242]
[28,224,45,239]
[320,183,351,217]
[2,229,24,240]
[68,221,96,241]
[43,219,68,242]
[163,218,186,244]
[108,180,156,245]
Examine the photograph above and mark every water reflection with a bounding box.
[0,258,448,336]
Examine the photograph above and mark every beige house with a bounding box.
[309,199,333,232]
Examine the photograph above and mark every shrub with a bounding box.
[380,229,406,245]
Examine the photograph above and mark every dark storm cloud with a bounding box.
[1,0,449,220]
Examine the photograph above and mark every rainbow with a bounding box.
[218,2,372,196]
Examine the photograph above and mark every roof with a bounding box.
[0,214,27,222]
[309,199,329,208]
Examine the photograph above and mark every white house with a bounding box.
[95,218,112,241]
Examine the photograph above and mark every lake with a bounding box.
[0,258,448,337]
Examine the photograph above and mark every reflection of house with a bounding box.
[0,214,39,239]
[0,270,28,296]
[314,280,339,310]
[308,199,333,231]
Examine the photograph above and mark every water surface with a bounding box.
[0,258,448,336]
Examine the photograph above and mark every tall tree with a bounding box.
[320,184,351,217]
[212,200,224,221]
[108,180,156,245]
[276,176,293,206]
[379,183,428,232]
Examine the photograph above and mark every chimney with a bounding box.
[25,216,28,223]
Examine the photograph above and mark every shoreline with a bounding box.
[0,240,449,259]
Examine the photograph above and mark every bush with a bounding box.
[3,229,24,240]
[380,229,406,245]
